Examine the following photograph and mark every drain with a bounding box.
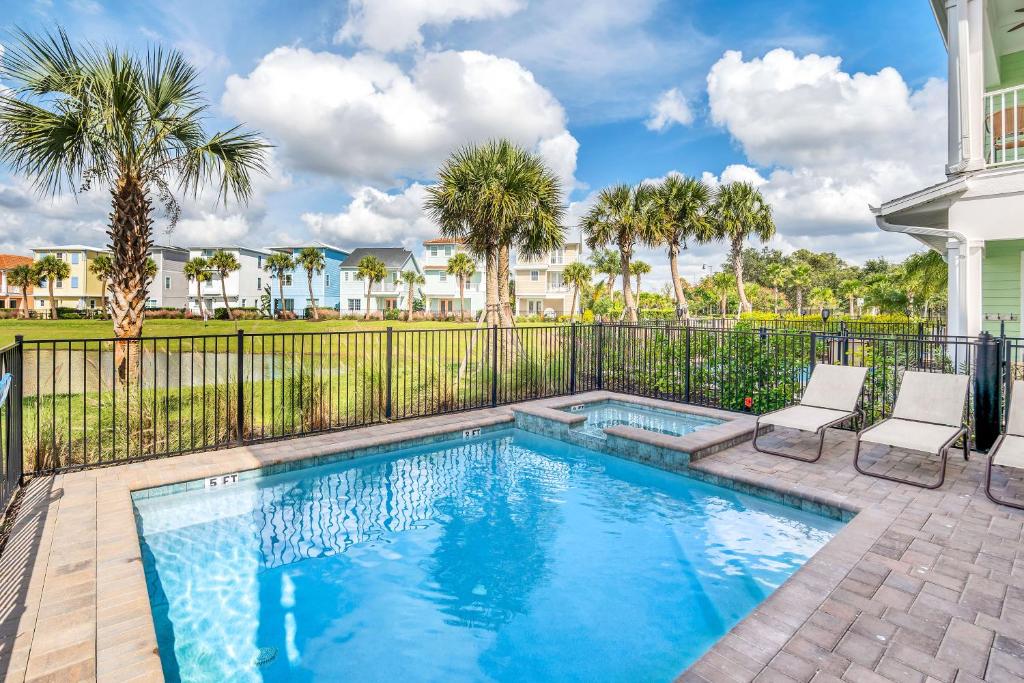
[254,646,278,667]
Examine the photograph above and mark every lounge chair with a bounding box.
[753,364,869,462]
[853,371,970,489]
[986,379,1024,509]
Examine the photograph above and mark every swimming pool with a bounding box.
[135,429,842,682]
[564,399,723,440]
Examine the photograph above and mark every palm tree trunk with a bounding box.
[570,287,578,323]
[619,246,637,324]
[458,278,466,322]
[605,275,615,297]
[219,273,233,320]
[848,295,855,317]
[108,175,151,380]
[485,250,499,326]
[773,287,779,315]
[634,274,641,306]
[796,289,803,316]
[48,281,56,321]
[101,277,108,317]
[668,242,688,316]
[195,280,205,318]
[732,239,751,313]
[497,245,513,327]
[278,277,286,319]
[407,283,414,321]
[719,294,727,316]
[307,274,319,321]
[364,280,372,320]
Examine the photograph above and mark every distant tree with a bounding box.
[647,174,713,315]
[710,182,775,313]
[35,254,69,320]
[446,253,476,322]
[563,262,592,322]
[902,250,947,318]
[296,247,326,320]
[707,271,736,316]
[809,286,838,312]
[630,260,652,304]
[763,262,786,315]
[183,257,211,319]
[589,248,621,297]
[789,262,813,315]
[399,270,426,321]
[580,184,655,323]
[356,255,387,320]
[7,264,39,319]
[88,254,114,315]
[264,253,295,319]
[208,250,241,319]
[838,278,864,317]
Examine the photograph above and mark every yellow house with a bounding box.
[514,242,583,316]
[32,245,110,316]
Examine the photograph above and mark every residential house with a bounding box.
[420,239,486,318]
[513,242,583,316]
[31,246,109,316]
[875,1,1024,336]
[339,248,423,314]
[0,255,35,312]
[268,242,350,316]
[146,246,189,309]
[187,246,269,314]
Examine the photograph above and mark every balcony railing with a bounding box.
[985,84,1024,167]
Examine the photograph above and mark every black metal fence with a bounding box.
[6,323,1010,477]
[681,317,947,337]
[0,342,23,515]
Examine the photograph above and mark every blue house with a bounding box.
[268,242,349,316]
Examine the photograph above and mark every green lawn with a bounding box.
[0,318,483,348]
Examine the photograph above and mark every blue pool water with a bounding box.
[135,429,842,682]
[564,400,722,440]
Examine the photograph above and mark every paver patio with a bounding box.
[0,391,1021,682]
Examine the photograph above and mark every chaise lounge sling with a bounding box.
[986,379,1024,509]
[853,370,970,489]
[753,364,869,462]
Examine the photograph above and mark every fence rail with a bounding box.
[0,342,22,515]
[678,317,947,337]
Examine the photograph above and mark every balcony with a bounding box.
[985,84,1024,167]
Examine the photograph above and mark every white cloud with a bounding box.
[173,213,253,245]
[337,0,523,53]
[646,88,694,131]
[301,183,437,249]
[222,47,578,188]
[704,48,946,245]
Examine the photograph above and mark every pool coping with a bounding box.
[1,391,1011,682]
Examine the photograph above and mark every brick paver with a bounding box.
[0,393,1021,682]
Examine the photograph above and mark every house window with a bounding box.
[439,272,447,282]
[56,278,64,288]
[70,276,79,289]
[348,299,361,311]
[325,273,331,287]
[258,255,263,269]
[530,271,539,282]
[548,273,564,289]
[257,277,262,289]
[392,272,399,283]
[344,272,350,281]
[430,246,438,257]
[283,275,292,286]
[550,248,564,265]
[71,253,80,265]
[164,276,171,289]
[55,252,63,260]
[284,299,294,312]
[444,246,453,256]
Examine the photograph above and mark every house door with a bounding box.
[439,299,454,315]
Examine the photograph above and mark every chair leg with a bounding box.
[984,440,1024,510]
[752,420,829,463]
[853,438,949,490]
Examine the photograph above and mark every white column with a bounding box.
[947,240,963,336]
[964,240,985,337]
[946,0,986,172]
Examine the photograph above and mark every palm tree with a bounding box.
[902,251,946,319]
[590,248,621,297]
[809,286,837,313]
[789,262,812,315]
[7,264,39,319]
[446,253,476,322]
[295,247,326,320]
[579,184,654,323]
[264,253,295,319]
[183,257,211,319]
[710,182,775,313]
[35,254,69,320]
[764,263,786,315]
[425,140,565,327]
[647,175,713,315]
[356,256,387,320]
[708,271,736,317]
[630,260,651,304]
[208,250,241,319]
[838,277,864,317]
[0,28,268,366]
[399,270,426,321]
[562,262,591,322]
[88,254,114,315]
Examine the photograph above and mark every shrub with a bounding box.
[276,311,298,321]
[145,308,187,319]
[581,310,595,324]
[367,311,384,321]
[383,308,402,321]
[307,308,340,320]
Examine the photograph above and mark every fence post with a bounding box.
[975,332,1001,452]
[569,322,578,394]
[809,332,817,372]
[684,325,691,403]
[235,330,245,446]
[596,322,604,390]
[385,326,393,419]
[491,324,499,407]
[13,336,23,486]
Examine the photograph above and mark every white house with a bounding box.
[145,245,189,309]
[187,246,269,314]
[875,1,1024,337]
[513,242,584,316]
[419,238,486,318]
[339,248,423,314]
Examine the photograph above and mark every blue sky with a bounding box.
[1,0,948,288]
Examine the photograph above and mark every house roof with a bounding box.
[423,238,461,245]
[269,241,349,255]
[33,245,108,253]
[0,255,33,271]
[340,248,412,269]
